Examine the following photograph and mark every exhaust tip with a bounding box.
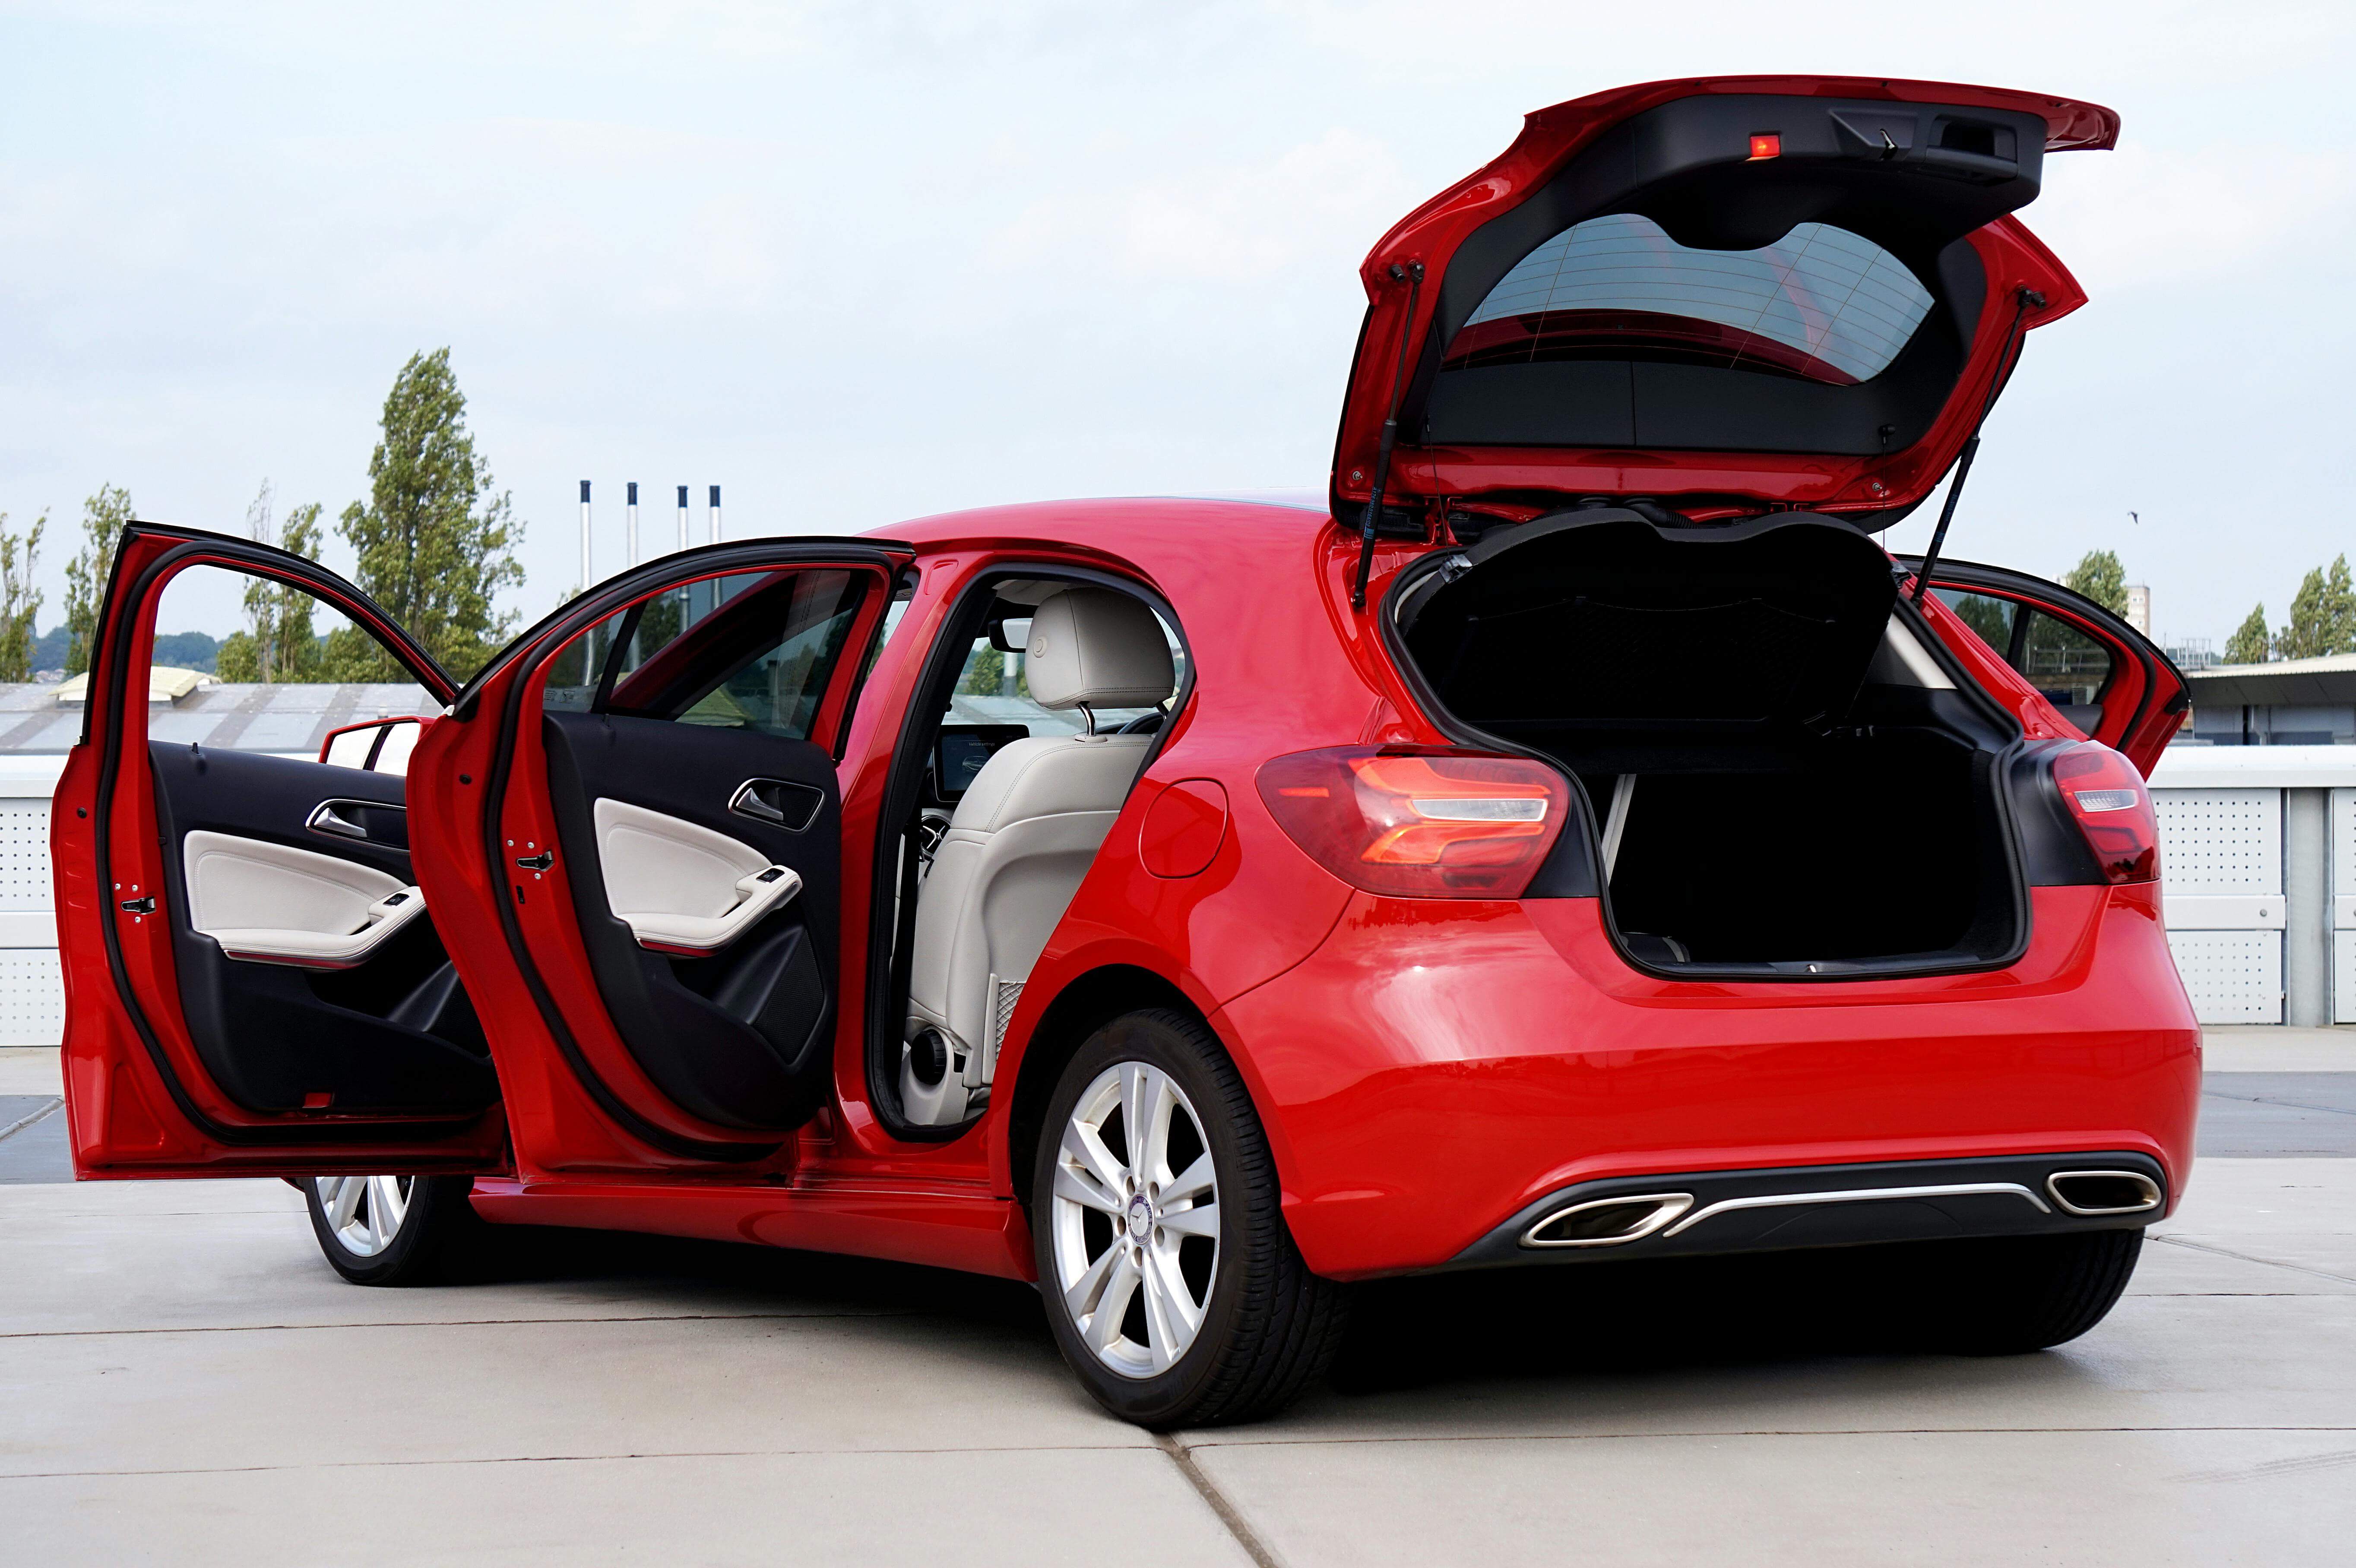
[1521,1192,1694,1249]
[2046,1170,2162,1217]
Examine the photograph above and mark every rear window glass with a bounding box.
[1446,214,1934,386]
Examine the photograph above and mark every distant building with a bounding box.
[2184,654,2356,745]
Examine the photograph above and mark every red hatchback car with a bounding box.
[57,76,2199,1427]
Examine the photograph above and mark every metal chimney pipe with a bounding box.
[676,485,689,553]
[709,484,722,544]
[626,481,639,566]
[578,480,592,591]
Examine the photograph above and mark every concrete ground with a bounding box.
[2,1031,2352,1566]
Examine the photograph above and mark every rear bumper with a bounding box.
[1443,1151,2167,1272]
[1216,883,2200,1281]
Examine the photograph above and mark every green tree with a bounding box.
[0,511,44,682]
[322,349,523,682]
[2225,603,2272,665]
[216,483,326,682]
[2275,556,2356,661]
[2062,550,2129,616]
[61,484,133,676]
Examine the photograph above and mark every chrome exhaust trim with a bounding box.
[1520,1192,1694,1249]
[2045,1169,2163,1217]
[1661,1180,2050,1239]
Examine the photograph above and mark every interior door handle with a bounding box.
[308,801,369,841]
[730,778,823,831]
[732,789,786,825]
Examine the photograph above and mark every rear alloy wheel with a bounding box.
[304,1174,482,1286]
[1033,1009,1348,1427]
[1920,1228,2147,1354]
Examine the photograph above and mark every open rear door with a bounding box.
[56,524,509,1176]
[1908,555,2189,775]
[406,539,911,1172]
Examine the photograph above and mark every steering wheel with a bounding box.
[1116,711,1165,735]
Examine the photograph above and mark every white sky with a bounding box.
[3,1,2351,649]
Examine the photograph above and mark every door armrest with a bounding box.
[619,865,801,956]
[210,887,428,970]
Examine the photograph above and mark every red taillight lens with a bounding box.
[2052,741,2159,884]
[1256,747,1569,898]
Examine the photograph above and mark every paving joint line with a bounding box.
[0,1440,1159,1483]
[1176,1423,2356,1452]
[1159,1434,1286,1568]
[0,1097,61,1142]
[2148,1232,2356,1287]
[13,1425,2350,1484]
[0,1309,927,1340]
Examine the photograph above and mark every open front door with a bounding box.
[408,540,910,1170]
[57,524,509,1176]
[1909,555,2189,775]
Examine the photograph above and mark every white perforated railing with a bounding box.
[0,750,2348,1041]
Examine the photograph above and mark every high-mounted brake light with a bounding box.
[1748,133,1781,161]
[1256,747,1569,898]
[2052,742,2159,884]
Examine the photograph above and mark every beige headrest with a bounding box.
[1023,589,1174,711]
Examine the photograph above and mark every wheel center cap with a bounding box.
[1127,1197,1153,1239]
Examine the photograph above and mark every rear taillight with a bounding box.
[2052,741,2159,884]
[1255,747,1569,898]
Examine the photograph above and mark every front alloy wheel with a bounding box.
[316,1175,414,1258]
[1032,1009,1349,1427]
[303,1173,482,1285]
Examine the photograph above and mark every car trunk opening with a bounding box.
[1391,510,2025,975]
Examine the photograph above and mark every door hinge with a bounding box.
[119,896,156,914]
[515,850,554,871]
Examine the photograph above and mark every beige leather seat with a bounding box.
[899,588,1174,1125]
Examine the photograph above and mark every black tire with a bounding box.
[1031,1008,1349,1428]
[1921,1228,2145,1354]
[303,1174,485,1286]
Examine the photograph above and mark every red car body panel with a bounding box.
[56,75,2198,1296]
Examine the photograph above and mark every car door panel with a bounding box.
[542,712,840,1131]
[149,744,493,1114]
[1906,555,2188,776]
[57,525,507,1175]
[391,541,908,1173]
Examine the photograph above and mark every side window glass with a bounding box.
[543,569,869,742]
[1936,590,2017,655]
[2020,611,2113,711]
[1932,588,2113,719]
[137,565,439,764]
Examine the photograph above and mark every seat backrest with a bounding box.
[900,588,1173,1122]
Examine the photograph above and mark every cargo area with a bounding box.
[1393,510,2025,974]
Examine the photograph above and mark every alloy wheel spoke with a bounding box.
[1122,1065,1172,1184]
[1162,1151,1215,1206]
[1061,1121,1129,1198]
[326,1176,363,1231]
[1158,1201,1219,1240]
[1140,1244,1201,1368]
[1053,1162,1124,1214]
[1085,1252,1143,1354]
[374,1175,410,1233]
[1063,1236,1123,1320]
